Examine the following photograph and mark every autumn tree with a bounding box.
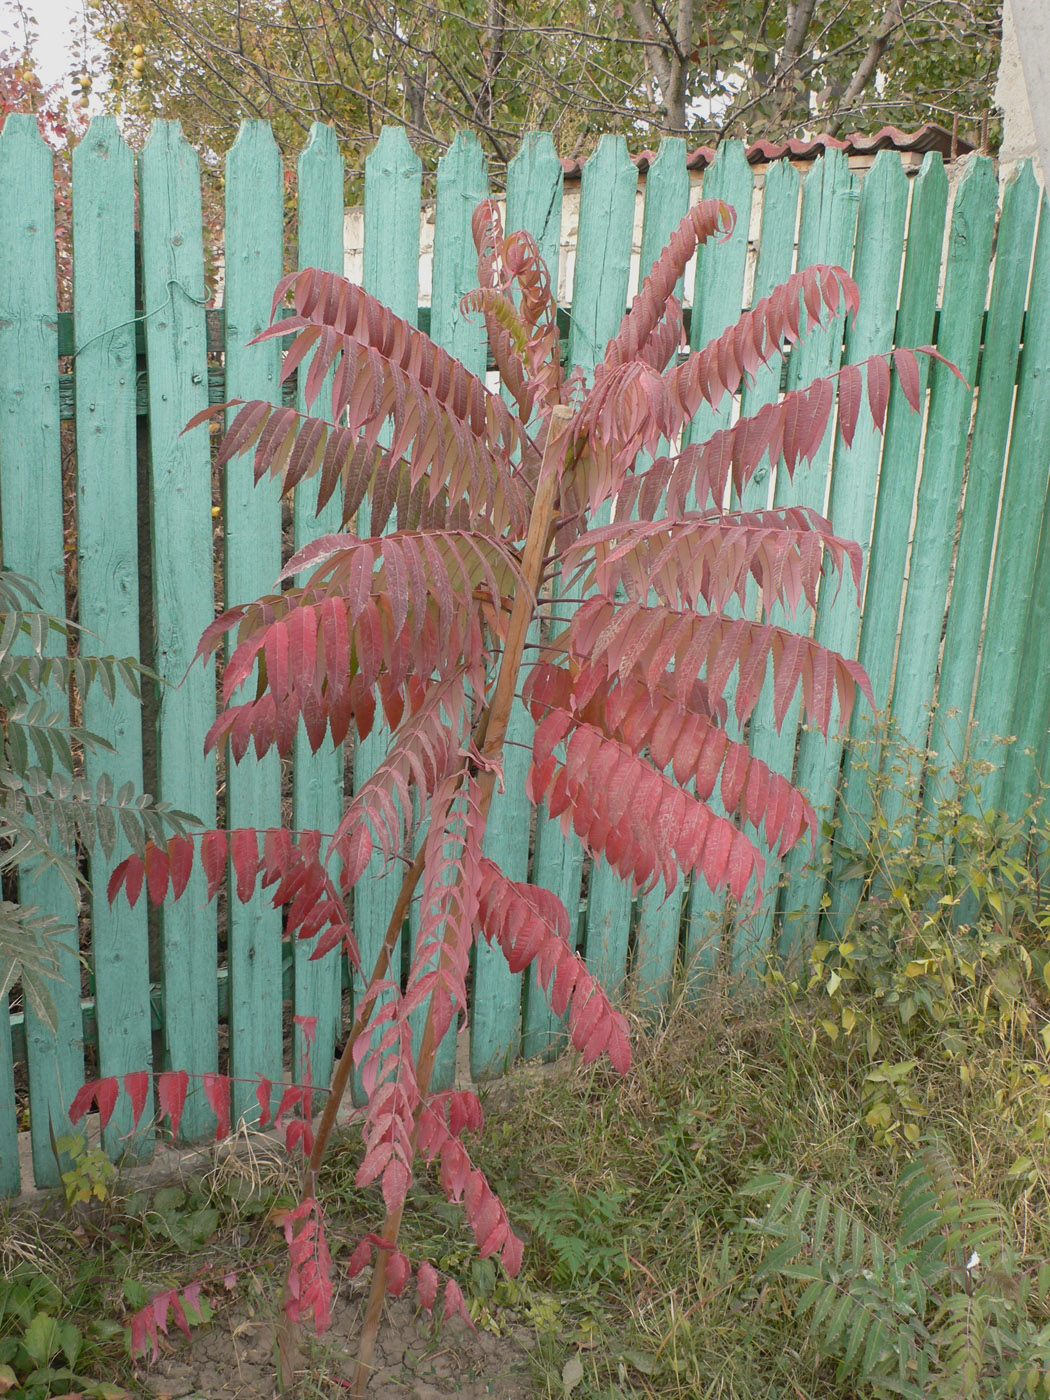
[86,0,1000,181]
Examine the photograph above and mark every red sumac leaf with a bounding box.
[169,836,195,899]
[893,347,922,410]
[144,842,170,906]
[838,362,863,447]
[157,1070,189,1142]
[386,1250,411,1297]
[202,830,228,900]
[417,1260,440,1313]
[203,1072,231,1140]
[444,1277,474,1328]
[124,1071,151,1131]
[68,1080,98,1125]
[95,1076,120,1131]
[256,1075,274,1129]
[348,1239,373,1278]
[231,829,261,904]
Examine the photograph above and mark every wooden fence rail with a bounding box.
[1,113,1048,1193]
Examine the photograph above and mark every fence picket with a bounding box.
[563,136,639,997]
[138,120,218,1142]
[351,126,422,1100]
[678,140,756,978]
[782,150,909,944]
[742,150,859,967]
[967,188,1050,815]
[292,123,348,1093]
[474,132,563,1076]
[886,156,997,836]
[223,121,285,1123]
[929,163,1040,794]
[0,1014,14,1195]
[829,153,948,934]
[630,137,694,1014]
[72,117,152,1159]
[415,132,490,1087]
[1005,226,1050,815]
[0,115,82,1185]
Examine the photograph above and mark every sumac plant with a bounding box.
[98,196,943,1390]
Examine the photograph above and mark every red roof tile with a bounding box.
[561,124,973,178]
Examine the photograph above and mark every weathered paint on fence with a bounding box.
[292,122,347,1096]
[829,152,949,936]
[138,123,219,1145]
[351,124,421,1103]
[475,131,563,1076]
[2,116,1050,1192]
[73,118,152,1162]
[0,116,83,1189]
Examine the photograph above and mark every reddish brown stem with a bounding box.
[349,408,571,1397]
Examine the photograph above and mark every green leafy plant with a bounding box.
[0,569,199,1029]
[519,1183,631,1292]
[55,1132,117,1209]
[744,1147,1050,1398]
[81,194,948,1393]
[0,1265,127,1399]
[793,735,1050,1143]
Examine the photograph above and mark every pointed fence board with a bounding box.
[973,188,1050,815]
[526,134,637,1047]
[72,117,153,1160]
[884,156,997,835]
[0,115,83,1185]
[0,1005,15,1195]
[628,137,696,1014]
[1006,213,1050,813]
[929,163,1040,793]
[138,120,218,1143]
[781,150,910,943]
[723,158,801,973]
[739,150,859,967]
[223,122,285,1123]
[562,135,638,999]
[351,125,421,1101]
[677,140,756,978]
[829,153,949,935]
[473,132,563,1076]
[413,132,490,1088]
[292,123,347,1094]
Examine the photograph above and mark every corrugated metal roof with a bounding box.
[560,124,974,177]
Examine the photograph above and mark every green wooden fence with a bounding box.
[2,113,1049,1193]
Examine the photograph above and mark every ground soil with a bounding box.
[142,1284,539,1399]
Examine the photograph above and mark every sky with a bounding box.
[3,0,93,91]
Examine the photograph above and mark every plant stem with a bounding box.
[349,407,572,1397]
[304,842,429,1200]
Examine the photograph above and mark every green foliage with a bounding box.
[518,1183,630,1292]
[745,1148,1050,1398]
[55,1133,117,1209]
[0,569,200,1029]
[0,1265,127,1399]
[83,0,998,186]
[782,732,1050,1145]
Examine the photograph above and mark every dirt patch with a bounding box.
[143,1284,538,1399]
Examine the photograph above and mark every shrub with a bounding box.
[93,196,942,1390]
[0,569,196,1031]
